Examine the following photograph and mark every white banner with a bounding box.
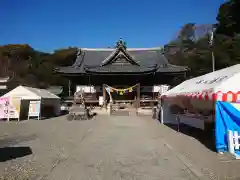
[140,85,170,93]
[76,85,101,93]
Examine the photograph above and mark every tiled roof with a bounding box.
[55,41,188,74]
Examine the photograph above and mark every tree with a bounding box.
[0,45,77,90]
[178,23,196,42]
[164,23,218,78]
[216,0,240,36]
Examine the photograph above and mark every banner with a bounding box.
[9,97,21,119]
[28,101,41,119]
[0,97,10,119]
[76,85,98,93]
[215,101,240,152]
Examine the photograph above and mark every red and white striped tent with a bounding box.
[162,64,240,103]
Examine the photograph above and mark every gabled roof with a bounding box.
[55,40,188,75]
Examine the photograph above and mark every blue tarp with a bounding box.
[215,101,240,152]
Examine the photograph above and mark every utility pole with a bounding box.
[210,30,215,72]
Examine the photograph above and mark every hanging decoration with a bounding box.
[105,84,137,95]
[128,87,133,92]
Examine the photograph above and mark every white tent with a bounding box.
[161,64,240,154]
[160,64,240,129]
[2,86,61,118]
[0,77,10,83]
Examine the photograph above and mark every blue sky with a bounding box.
[0,0,224,52]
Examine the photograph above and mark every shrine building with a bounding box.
[55,39,188,104]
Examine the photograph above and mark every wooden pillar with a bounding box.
[151,85,155,108]
[184,72,187,80]
[152,88,155,100]
[103,84,107,110]
[136,83,140,115]
[88,75,91,85]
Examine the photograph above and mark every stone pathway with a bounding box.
[0,115,199,180]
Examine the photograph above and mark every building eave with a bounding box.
[81,47,163,51]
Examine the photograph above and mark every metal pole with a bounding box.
[210,30,215,72]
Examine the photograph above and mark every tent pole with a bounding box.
[17,98,21,122]
[68,80,71,97]
[38,99,41,120]
[7,103,10,122]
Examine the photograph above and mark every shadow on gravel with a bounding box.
[0,146,32,162]
[165,124,216,152]
[29,114,65,120]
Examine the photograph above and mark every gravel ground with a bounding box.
[0,115,199,180]
[146,119,240,180]
[0,114,238,180]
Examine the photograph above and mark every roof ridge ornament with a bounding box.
[116,38,127,49]
[77,48,82,57]
[101,38,140,66]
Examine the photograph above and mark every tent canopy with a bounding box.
[0,77,10,83]
[2,85,60,100]
[162,64,240,102]
[46,86,63,95]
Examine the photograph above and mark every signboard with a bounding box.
[159,85,170,94]
[153,85,170,93]
[28,101,41,120]
[0,97,10,119]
